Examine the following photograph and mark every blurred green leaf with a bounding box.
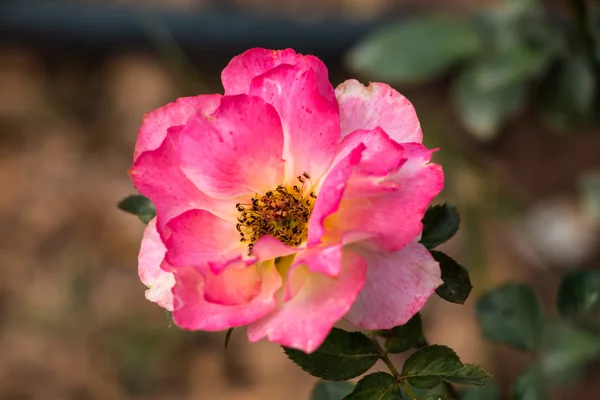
[541,55,596,131]
[424,395,452,400]
[311,381,355,400]
[511,362,546,400]
[580,171,600,222]
[421,203,460,249]
[538,321,600,385]
[461,382,500,400]
[343,372,401,400]
[557,269,600,319]
[401,345,490,388]
[118,194,156,224]
[432,251,472,304]
[347,15,480,84]
[383,313,422,353]
[476,283,544,351]
[284,328,379,380]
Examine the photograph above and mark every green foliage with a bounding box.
[423,396,452,400]
[420,203,460,249]
[383,313,423,354]
[556,269,600,319]
[310,381,354,400]
[118,194,156,224]
[343,372,401,400]
[401,345,490,388]
[224,328,234,348]
[284,328,379,380]
[347,15,480,84]
[431,251,472,304]
[461,382,500,400]
[510,363,546,400]
[476,283,544,351]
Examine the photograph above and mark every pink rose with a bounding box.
[130,48,444,353]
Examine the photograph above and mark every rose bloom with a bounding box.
[130,48,444,353]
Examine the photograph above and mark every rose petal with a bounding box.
[172,261,281,331]
[222,48,336,105]
[346,242,442,329]
[203,263,263,306]
[179,95,285,199]
[165,209,249,274]
[336,80,422,143]
[130,126,237,240]
[138,218,175,311]
[134,94,222,161]
[247,250,367,353]
[249,64,340,184]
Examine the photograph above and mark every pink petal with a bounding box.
[179,95,285,199]
[130,126,237,240]
[138,218,175,311]
[222,48,336,105]
[329,143,444,251]
[249,64,341,184]
[247,250,367,353]
[165,209,249,274]
[251,235,298,261]
[172,261,282,331]
[293,244,343,278]
[134,94,221,161]
[203,263,262,306]
[307,144,365,246]
[336,80,422,143]
[346,242,442,329]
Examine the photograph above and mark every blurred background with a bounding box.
[1,0,599,399]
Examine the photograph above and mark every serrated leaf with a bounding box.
[347,15,480,84]
[118,194,156,224]
[383,313,422,354]
[510,362,545,400]
[461,382,500,400]
[343,372,401,400]
[420,203,460,249]
[284,328,379,381]
[432,251,472,304]
[311,381,355,400]
[476,283,544,351]
[401,345,490,388]
[556,269,600,319]
[224,328,234,349]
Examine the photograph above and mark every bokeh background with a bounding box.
[1,0,599,399]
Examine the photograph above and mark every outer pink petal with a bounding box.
[346,242,442,329]
[247,250,367,353]
[330,143,444,251]
[249,65,340,184]
[179,95,285,199]
[165,209,248,274]
[130,126,237,240]
[222,48,336,105]
[134,94,222,161]
[307,144,364,246]
[172,261,282,331]
[138,218,175,311]
[336,80,422,143]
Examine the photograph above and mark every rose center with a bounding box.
[236,173,316,254]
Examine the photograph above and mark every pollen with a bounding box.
[236,173,316,254]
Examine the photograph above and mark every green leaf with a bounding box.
[511,362,545,400]
[347,15,480,84]
[284,328,379,380]
[461,382,500,400]
[424,396,452,400]
[556,269,600,319]
[311,381,355,400]
[383,313,422,353]
[432,251,472,304]
[420,203,460,249]
[580,171,600,223]
[118,194,156,224]
[343,372,401,400]
[538,321,600,385]
[224,328,234,349]
[476,283,544,351]
[401,345,490,388]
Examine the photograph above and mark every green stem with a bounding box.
[370,337,417,400]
